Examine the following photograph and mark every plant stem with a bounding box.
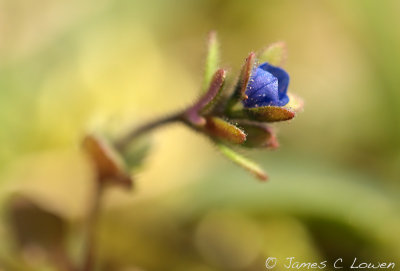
[82,181,103,271]
[114,112,184,151]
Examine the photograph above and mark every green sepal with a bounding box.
[258,42,287,66]
[226,52,256,109]
[238,121,278,149]
[184,69,226,126]
[215,142,268,181]
[230,106,295,122]
[204,117,246,144]
[202,31,220,93]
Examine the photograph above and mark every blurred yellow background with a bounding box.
[0,0,400,270]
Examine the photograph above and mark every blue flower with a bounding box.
[243,62,290,108]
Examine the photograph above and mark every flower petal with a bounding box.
[243,67,279,108]
[259,62,290,100]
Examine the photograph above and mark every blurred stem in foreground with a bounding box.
[81,114,183,271]
[82,180,103,271]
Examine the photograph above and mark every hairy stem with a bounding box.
[114,112,184,151]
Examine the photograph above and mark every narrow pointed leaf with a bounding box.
[202,31,220,93]
[215,142,268,181]
[204,117,246,144]
[184,69,226,126]
[230,106,295,122]
[237,52,256,101]
[238,121,279,148]
[258,42,287,66]
[196,69,226,110]
[227,52,256,109]
[83,134,133,189]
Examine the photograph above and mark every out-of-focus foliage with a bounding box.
[0,0,399,270]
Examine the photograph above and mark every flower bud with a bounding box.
[243,62,289,108]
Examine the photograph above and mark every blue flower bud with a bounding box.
[243,62,289,108]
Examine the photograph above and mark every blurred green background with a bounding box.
[0,0,400,270]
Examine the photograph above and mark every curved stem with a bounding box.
[114,112,184,151]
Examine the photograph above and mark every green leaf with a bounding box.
[230,106,295,122]
[215,142,268,181]
[258,42,287,66]
[204,117,246,144]
[202,31,220,93]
